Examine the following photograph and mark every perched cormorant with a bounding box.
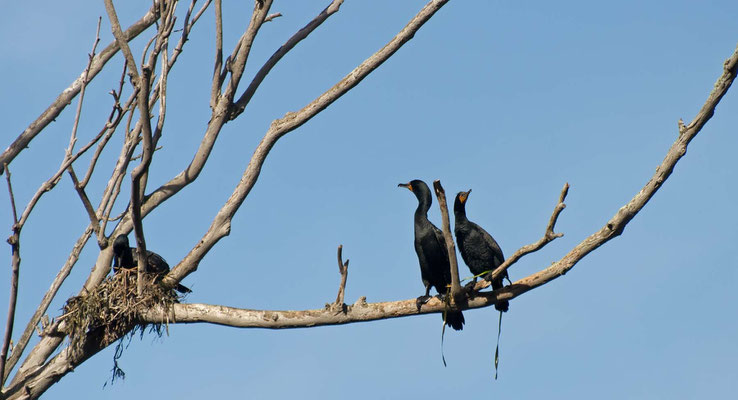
[399,180,464,331]
[112,234,192,294]
[454,189,509,312]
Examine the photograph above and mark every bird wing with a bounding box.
[431,224,453,288]
[145,250,170,274]
[474,222,504,266]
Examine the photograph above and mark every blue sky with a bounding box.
[2,1,738,398]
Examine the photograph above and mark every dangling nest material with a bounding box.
[62,270,181,381]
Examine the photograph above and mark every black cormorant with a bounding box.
[399,180,464,331]
[112,234,192,294]
[454,189,509,312]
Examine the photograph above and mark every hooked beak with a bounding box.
[397,182,412,191]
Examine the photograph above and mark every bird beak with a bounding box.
[398,182,412,191]
[459,189,471,203]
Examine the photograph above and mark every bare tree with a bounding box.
[1,1,736,399]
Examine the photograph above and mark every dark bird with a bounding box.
[112,234,192,294]
[399,180,464,331]
[454,189,509,312]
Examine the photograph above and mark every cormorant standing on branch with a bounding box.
[399,180,464,331]
[454,189,508,312]
[112,234,192,294]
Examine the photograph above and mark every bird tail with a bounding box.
[488,275,510,312]
[176,283,192,294]
[445,310,465,331]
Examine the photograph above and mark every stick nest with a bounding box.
[63,270,181,361]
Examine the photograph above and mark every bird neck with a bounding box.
[453,200,469,224]
[414,188,432,215]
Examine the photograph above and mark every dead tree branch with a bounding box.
[164,0,450,289]
[104,0,161,294]
[474,182,569,291]
[333,245,349,310]
[0,164,20,385]
[432,180,463,304]
[482,44,738,301]
[229,0,344,119]
[0,5,159,175]
[210,0,223,109]
[2,228,93,384]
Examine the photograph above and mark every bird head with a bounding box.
[454,189,472,215]
[112,234,130,256]
[398,180,432,204]
[456,189,472,204]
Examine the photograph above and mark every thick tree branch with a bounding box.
[154,44,737,329]
[164,0,450,289]
[484,45,738,300]
[104,0,158,294]
[210,0,223,109]
[222,0,274,100]
[0,165,20,386]
[431,180,463,303]
[140,290,505,329]
[3,228,93,384]
[0,5,159,175]
[229,0,344,120]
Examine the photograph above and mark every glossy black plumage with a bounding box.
[399,180,464,331]
[454,189,509,312]
[112,234,192,294]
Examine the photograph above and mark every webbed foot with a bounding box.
[416,295,431,311]
[464,280,478,298]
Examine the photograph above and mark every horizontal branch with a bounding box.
[140,290,507,329]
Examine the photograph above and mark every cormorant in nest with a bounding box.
[112,234,192,294]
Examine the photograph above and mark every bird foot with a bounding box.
[464,281,477,298]
[416,295,431,311]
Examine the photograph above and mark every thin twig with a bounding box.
[230,0,343,120]
[334,245,349,307]
[64,19,104,239]
[222,0,274,100]
[66,18,102,161]
[0,6,159,174]
[475,182,569,291]
[67,167,101,237]
[15,118,117,230]
[264,12,282,23]
[0,164,20,385]
[169,0,212,69]
[3,227,93,383]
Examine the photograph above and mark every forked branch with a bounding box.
[333,245,350,309]
[163,0,451,288]
[474,182,569,291]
